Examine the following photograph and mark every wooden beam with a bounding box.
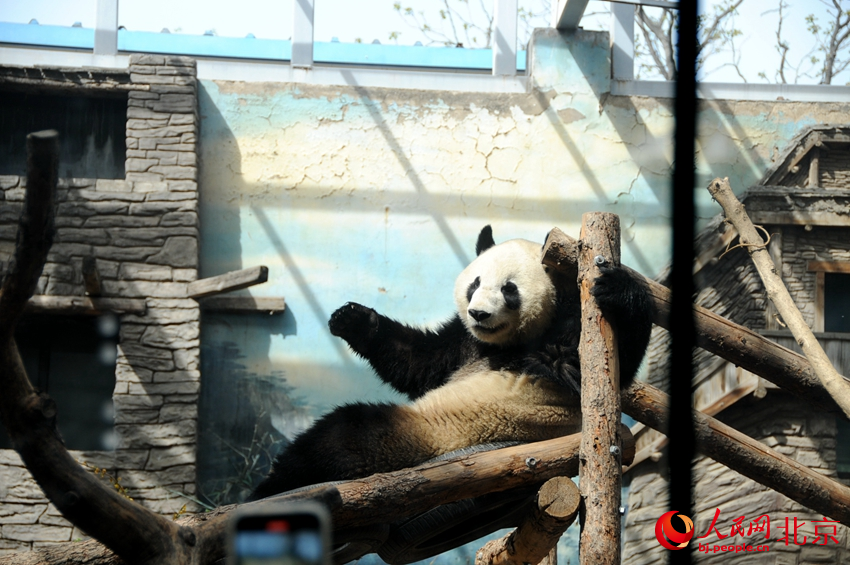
[749,211,850,227]
[808,147,821,188]
[766,132,822,185]
[26,295,146,315]
[541,227,849,415]
[624,381,850,527]
[643,271,848,413]
[82,256,102,297]
[476,477,580,565]
[199,296,285,314]
[627,377,760,470]
[186,266,269,299]
[807,261,850,273]
[577,212,622,565]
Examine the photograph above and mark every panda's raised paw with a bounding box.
[329,302,380,344]
[590,265,644,313]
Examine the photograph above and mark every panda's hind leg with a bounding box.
[249,402,435,500]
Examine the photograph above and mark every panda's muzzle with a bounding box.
[468,309,491,322]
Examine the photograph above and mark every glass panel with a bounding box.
[314,0,500,69]
[0,91,126,179]
[578,0,610,32]
[0,0,96,27]
[0,315,117,451]
[824,273,850,333]
[118,0,293,40]
[315,0,494,48]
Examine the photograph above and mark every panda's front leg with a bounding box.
[328,302,381,356]
[328,302,460,399]
[590,265,655,386]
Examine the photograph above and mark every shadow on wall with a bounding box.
[197,85,300,504]
[570,31,772,227]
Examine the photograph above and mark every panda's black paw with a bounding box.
[329,302,379,351]
[591,265,645,315]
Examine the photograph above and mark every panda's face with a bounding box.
[454,239,557,346]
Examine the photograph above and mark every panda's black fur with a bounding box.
[249,226,654,500]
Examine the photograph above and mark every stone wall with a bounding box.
[0,54,200,554]
[625,397,850,564]
[779,226,850,328]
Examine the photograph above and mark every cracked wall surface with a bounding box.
[199,29,850,428]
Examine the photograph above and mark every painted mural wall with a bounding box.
[193,25,850,554]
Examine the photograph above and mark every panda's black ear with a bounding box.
[476,225,495,256]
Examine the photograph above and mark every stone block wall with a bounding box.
[625,397,849,564]
[779,227,850,329]
[0,54,201,554]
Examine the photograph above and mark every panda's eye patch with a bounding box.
[466,276,481,302]
[502,282,521,310]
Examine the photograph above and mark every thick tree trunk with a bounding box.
[577,212,622,565]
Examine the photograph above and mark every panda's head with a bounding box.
[454,226,558,346]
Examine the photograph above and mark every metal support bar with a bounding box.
[292,0,314,68]
[493,0,518,76]
[609,0,678,8]
[610,2,635,80]
[94,0,118,55]
[554,0,590,30]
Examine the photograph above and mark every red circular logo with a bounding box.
[655,510,694,550]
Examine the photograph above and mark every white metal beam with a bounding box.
[610,2,634,80]
[292,0,314,68]
[493,0,518,76]
[94,0,118,55]
[553,0,590,30]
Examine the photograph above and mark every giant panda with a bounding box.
[249,226,654,500]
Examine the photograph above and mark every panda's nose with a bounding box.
[469,309,491,322]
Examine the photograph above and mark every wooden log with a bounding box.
[623,381,850,527]
[198,295,285,314]
[185,266,269,299]
[475,477,580,565]
[541,227,849,415]
[26,295,146,315]
[707,176,850,418]
[3,430,637,565]
[0,130,57,340]
[577,212,622,565]
[541,227,578,283]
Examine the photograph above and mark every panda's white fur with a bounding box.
[250,227,653,500]
[402,368,582,455]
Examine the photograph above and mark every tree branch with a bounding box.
[0,131,195,565]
